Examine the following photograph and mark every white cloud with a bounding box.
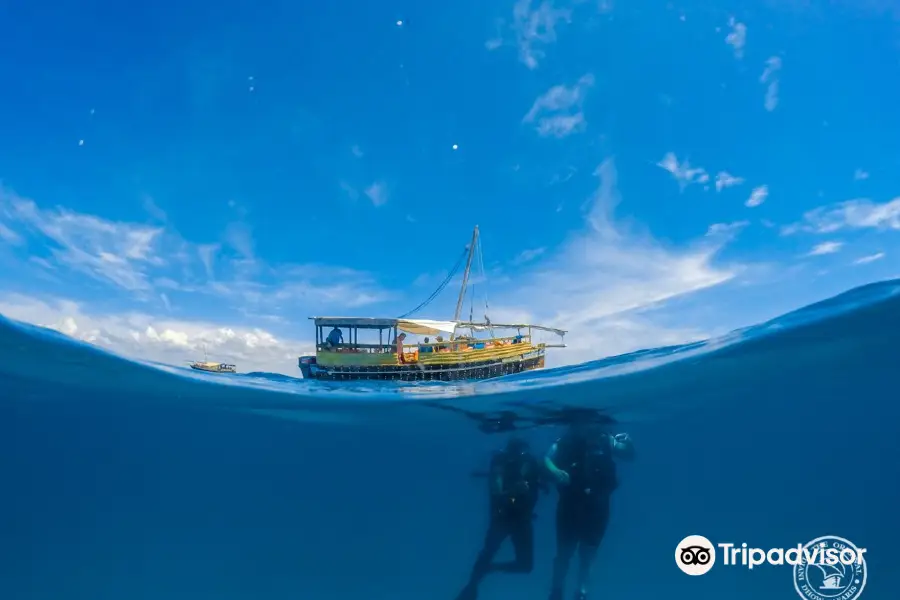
[781,197,900,234]
[512,247,546,264]
[706,221,749,239]
[854,252,884,265]
[0,294,312,376]
[760,56,782,111]
[0,220,22,244]
[510,0,573,69]
[523,74,594,138]
[807,241,843,256]
[854,168,869,180]
[745,185,769,207]
[2,190,165,292]
[0,186,391,313]
[548,166,578,186]
[715,171,745,192]
[725,17,747,58]
[142,196,168,222]
[364,182,389,207]
[536,113,586,138]
[493,159,739,365]
[339,181,360,201]
[351,145,364,158]
[197,243,218,279]
[656,152,710,190]
[223,221,255,258]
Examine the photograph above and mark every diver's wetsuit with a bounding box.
[549,432,618,600]
[455,446,541,600]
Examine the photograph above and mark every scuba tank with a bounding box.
[563,432,618,496]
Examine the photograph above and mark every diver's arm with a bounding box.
[544,442,569,483]
[489,455,506,495]
[610,433,635,461]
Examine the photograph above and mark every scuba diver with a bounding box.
[454,436,546,600]
[544,423,635,600]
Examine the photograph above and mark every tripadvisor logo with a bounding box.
[674,534,868,600]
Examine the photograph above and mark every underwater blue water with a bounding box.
[2,280,898,600]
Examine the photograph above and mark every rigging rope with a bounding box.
[476,234,493,334]
[397,246,470,319]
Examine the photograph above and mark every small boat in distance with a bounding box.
[298,226,566,381]
[189,346,236,374]
[189,361,237,374]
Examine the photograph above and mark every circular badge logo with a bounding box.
[675,535,716,576]
[794,536,867,600]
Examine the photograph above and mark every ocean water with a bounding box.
[1,280,898,600]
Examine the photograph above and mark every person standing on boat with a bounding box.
[391,332,408,361]
[454,437,544,600]
[544,424,634,600]
[325,326,343,349]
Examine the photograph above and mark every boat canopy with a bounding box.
[310,317,397,329]
[310,316,564,337]
[396,319,458,336]
[456,321,567,336]
[309,316,457,336]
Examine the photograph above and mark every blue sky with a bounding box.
[1,0,899,374]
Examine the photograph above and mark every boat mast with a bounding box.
[452,225,479,334]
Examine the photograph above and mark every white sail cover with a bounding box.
[396,319,458,336]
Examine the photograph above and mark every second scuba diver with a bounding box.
[454,437,545,600]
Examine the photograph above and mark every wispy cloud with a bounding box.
[507,0,573,69]
[715,171,745,192]
[493,159,740,363]
[0,294,312,375]
[781,197,900,234]
[142,195,168,222]
[706,220,749,239]
[197,243,218,279]
[725,17,747,58]
[0,186,391,313]
[760,56,782,111]
[745,185,769,207]
[364,182,389,206]
[854,168,869,181]
[223,221,255,259]
[351,145,364,158]
[854,252,884,265]
[656,152,710,190]
[0,221,22,245]
[807,241,843,256]
[523,74,594,138]
[339,181,360,201]
[512,247,546,264]
[548,166,578,186]
[2,190,165,292]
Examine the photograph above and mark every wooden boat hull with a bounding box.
[299,349,545,381]
[190,365,236,374]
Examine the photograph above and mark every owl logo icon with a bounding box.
[675,535,716,575]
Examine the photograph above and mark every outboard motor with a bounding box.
[298,356,316,379]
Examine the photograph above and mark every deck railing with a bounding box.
[317,335,532,355]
